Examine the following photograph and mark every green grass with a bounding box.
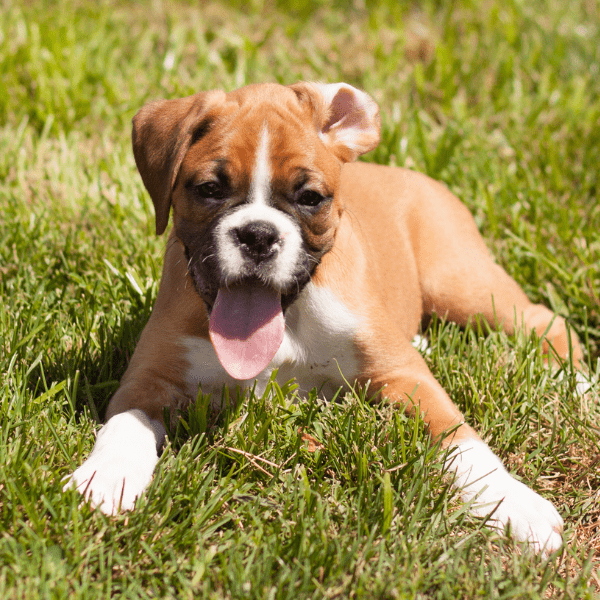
[1,0,600,597]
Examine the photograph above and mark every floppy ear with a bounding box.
[289,82,381,162]
[132,91,223,235]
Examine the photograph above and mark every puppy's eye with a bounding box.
[196,181,224,199]
[296,190,325,207]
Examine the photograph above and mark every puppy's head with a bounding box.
[132,82,380,379]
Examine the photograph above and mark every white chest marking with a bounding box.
[182,282,360,400]
[273,283,361,395]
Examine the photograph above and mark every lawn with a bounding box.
[1,0,599,597]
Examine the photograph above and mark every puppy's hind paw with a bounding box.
[574,371,596,396]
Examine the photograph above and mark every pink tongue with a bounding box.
[209,284,284,380]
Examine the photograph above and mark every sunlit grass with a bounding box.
[1,0,599,597]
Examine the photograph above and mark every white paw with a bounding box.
[557,369,596,396]
[468,472,563,554]
[574,371,596,396]
[63,409,166,515]
[411,334,431,356]
[447,440,563,555]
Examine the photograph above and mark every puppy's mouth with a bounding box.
[183,237,312,380]
[208,281,285,381]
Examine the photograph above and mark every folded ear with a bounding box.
[132,91,223,235]
[289,82,381,162]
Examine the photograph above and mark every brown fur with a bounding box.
[111,83,581,452]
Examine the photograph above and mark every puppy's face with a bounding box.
[132,82,380,379]
[172,88,343,313]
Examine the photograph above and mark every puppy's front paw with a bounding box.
[63,409,165,515]
[470,473,563,554]
[448,440,563,555]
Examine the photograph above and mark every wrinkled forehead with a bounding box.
[183,91,341,189]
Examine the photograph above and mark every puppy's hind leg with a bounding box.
[415,181,583,366]
[425,253,583,367]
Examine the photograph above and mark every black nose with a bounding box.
[234,221,281,263]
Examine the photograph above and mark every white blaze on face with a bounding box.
[213,122,303,290]
[248,125,271,205]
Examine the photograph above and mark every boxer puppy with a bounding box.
[66,82,583,554]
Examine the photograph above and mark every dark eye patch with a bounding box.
[196,181,225,199]
[293,172,311,193]
[296,189,325,207]
[183,154,235,207]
